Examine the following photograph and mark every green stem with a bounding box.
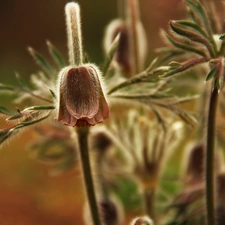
[205,87,218,225]
[117,0,126,20]
[143,188,155,221]
[76,127,102,225]
[197,83,210,141]
[128,0,140,74]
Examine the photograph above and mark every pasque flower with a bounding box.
[56,2,109,127]
[56,64,109,127]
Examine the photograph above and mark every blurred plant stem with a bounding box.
[117,0,126,20]
[76,127,102,225]
[96,152,109,201]
[205,86,218,225]
[143,188,156,222]
[197,84,210,141]
[127,0,141,74]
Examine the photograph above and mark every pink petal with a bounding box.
[88,66,110,122]
[66,67,99,119]
[56,67,78,126]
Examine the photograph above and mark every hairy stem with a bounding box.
[197,83,210,141]
[117,0,126,20]
[77,127,102,225]
[127,0,140,74]
[65,2,83,66]
[143,188,156,221]
[205,87,219,225]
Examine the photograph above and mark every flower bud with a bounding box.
[185,144,204,184]
[56,64,109,127]
[104,19,132,75]
[83,195,124,225]
[100,197,124,225]
[130,216,154,225]
[92,130,112,153]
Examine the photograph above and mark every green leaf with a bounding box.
[6,114,22,121]
[0,129,8,139]
[0,106,17,116]
[15,72,29,90]
[46,40,66,68]
[169,95,199,105]
[163,31,207,57]
[185,0,212,37]
[48,88,57,99]
[173,108,198,126]
[219,33,225,40]
[170,20,214,56]
[169,61,182,68]
[205,66,218,81]
[111,92,173,100]
[1,114,49,146]
[102,34,120,77]
[156,47,185,64]
[163,57,207,77]
[108,68,163,95]
[28,47,53,77]
[23,105,55,111]
[175,20,208,38]
[0,128,15,145]
[0,84,15,91]
[145,57,159,72]
[15,114,50,129]
[188,8,199,24]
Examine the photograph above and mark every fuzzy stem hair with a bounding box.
[65,2,83,66]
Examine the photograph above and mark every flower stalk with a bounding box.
[76,127,102,225]
[65,2,83,66]
[205,86,219,225]
[143,188,156,221]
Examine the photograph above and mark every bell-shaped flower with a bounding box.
[56,64,110,127]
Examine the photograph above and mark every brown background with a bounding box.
[0,0,183,224]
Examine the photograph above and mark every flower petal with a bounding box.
[57,67,78,126]
[66,66,99,119]
[87,66,110,124]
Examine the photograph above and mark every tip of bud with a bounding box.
[46,39,51,47]
[27,46,34,54]
[65,2,80,11]
[130,216,154,225]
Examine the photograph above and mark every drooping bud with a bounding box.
[103,0,147,77]
[104,19,132,76]
[56,64,109,127]
[83,195,124,225]
[130,216,154,225]
[99,197,124,225]
[56,3,110,127]
[92,130,112,153]
[126,0,148,74]
[185,144,204,184]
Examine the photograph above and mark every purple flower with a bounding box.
[56,64,110,127]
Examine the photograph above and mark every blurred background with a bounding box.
[0,0,184,224]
